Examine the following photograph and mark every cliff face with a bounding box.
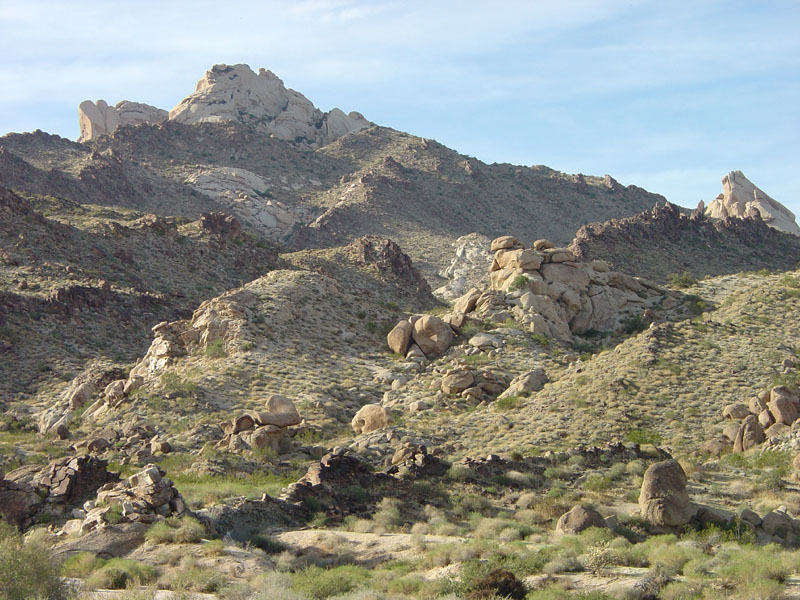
[570,202,800,282]
[705,170,799,236]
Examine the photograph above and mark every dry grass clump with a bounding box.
[145,516,206,544]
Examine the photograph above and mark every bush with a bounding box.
[145,516,206,544]
[86,558,157,590]
[61,551,106,577]
[205,338,227,358]
[0,524,66,600]
[508,275,530,292]
[291,565,370,599]
[667,271,697,288]
[625,428,662,446]
[466,567,527,599]
[250,533,288,554]
[159,558,226,592]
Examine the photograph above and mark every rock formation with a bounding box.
[169,64,370,147]
[434,233,494,301]
[639,459,692,527]
[78,100,167,142]
[705,170,799,235]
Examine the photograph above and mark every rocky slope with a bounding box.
[568,201,800,282]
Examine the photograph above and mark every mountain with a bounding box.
[5,63,800,599]
[705,170,799,235]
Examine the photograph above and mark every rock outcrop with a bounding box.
[434,233,494,301]
[569,201,800,283]
[184,166,297,238]
[706,171,799,235]
[218,394,303,453]
[639,460,691,527]
[78,100,168,142]
[169,64,370,147]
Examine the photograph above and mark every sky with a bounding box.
[0,0,798,214]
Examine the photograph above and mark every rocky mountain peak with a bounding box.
[77,64,370,146]
[168,63,370,146]
[78,100,168,142]
[705,170,799,235]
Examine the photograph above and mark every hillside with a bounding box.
[569,202,800,283]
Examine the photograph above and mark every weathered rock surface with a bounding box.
[639,459,691,527]
[351,404,390,434]
[78,100,167,142]
[434,234,493,301]
[169,64,370,147]
[411,315,454,358]
[706,170,800,235]
[556,505,607,534]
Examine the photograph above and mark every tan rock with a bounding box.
[441,371,474,394]
[766,422,791,439]
[533,239,555,250]
[758,409,774,429]
[453,287,482,314]
[749,396,768,415]
[540,263,590,291]
[490,236,521,251]
[351,404,390,434]
[411,315,453,358]
[639,460,692,527]
[387,321,413,355]
[705,170,800,235]
[734,415,765,452]
[556,505,607,534]
[768,394,798,426]
[722,403,751,420]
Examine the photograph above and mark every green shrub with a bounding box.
[625,428,662,446]
[667,271,697,288]
[621,313,647,334]
[250,533,287,554]
[145,516,205,544]
[291,565,370,599]
[0,524,66,600]
[86,558,157,590]
[61,551,106,577]
[205,338,227,358]
[159,558,226,592]
[494,395,523,411]
[508,275,530,292]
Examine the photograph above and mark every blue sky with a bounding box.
[1,1,798,214]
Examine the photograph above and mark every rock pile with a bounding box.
[66,464,188,535]
[1,455,117,530]
[217,394,302,453]
[441,236,661,342]
[705,170,800,236]
[708,386,800,454]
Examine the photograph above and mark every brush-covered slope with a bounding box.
[569,202,800,283]
[0,187,281,402]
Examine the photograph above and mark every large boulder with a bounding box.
[441,370,475,394]
[734,414,765,452]
[351,404,390,434]
[387,320,413,355]
[0,479,40,528]
[768,389,798,425]
[254,394,301,428]
[78,99,167,142]
[639,460,692,527]
[453,287,482,315]
[556,505,607,534]
[498,369,548,398]
[411,315,453,358]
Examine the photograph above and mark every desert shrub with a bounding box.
[508,275,530,292]
[625,428,662,446]
[202,539,226,556]
[583,473,613,492]
[159,557,226,592]
[61,551,106,577]
[291,565,370,599]
[494,395,523,410]
[372,497,404,531]
[621,313,647,334]
[667,271,697,288]
[205,338,227,358]
[447,464,476,482]
[451,493,493,519]
[466,567,527,599]
[145,516,205,544]
[250,533,287,554]
[0,524,66,600]
[86,558,157,590]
